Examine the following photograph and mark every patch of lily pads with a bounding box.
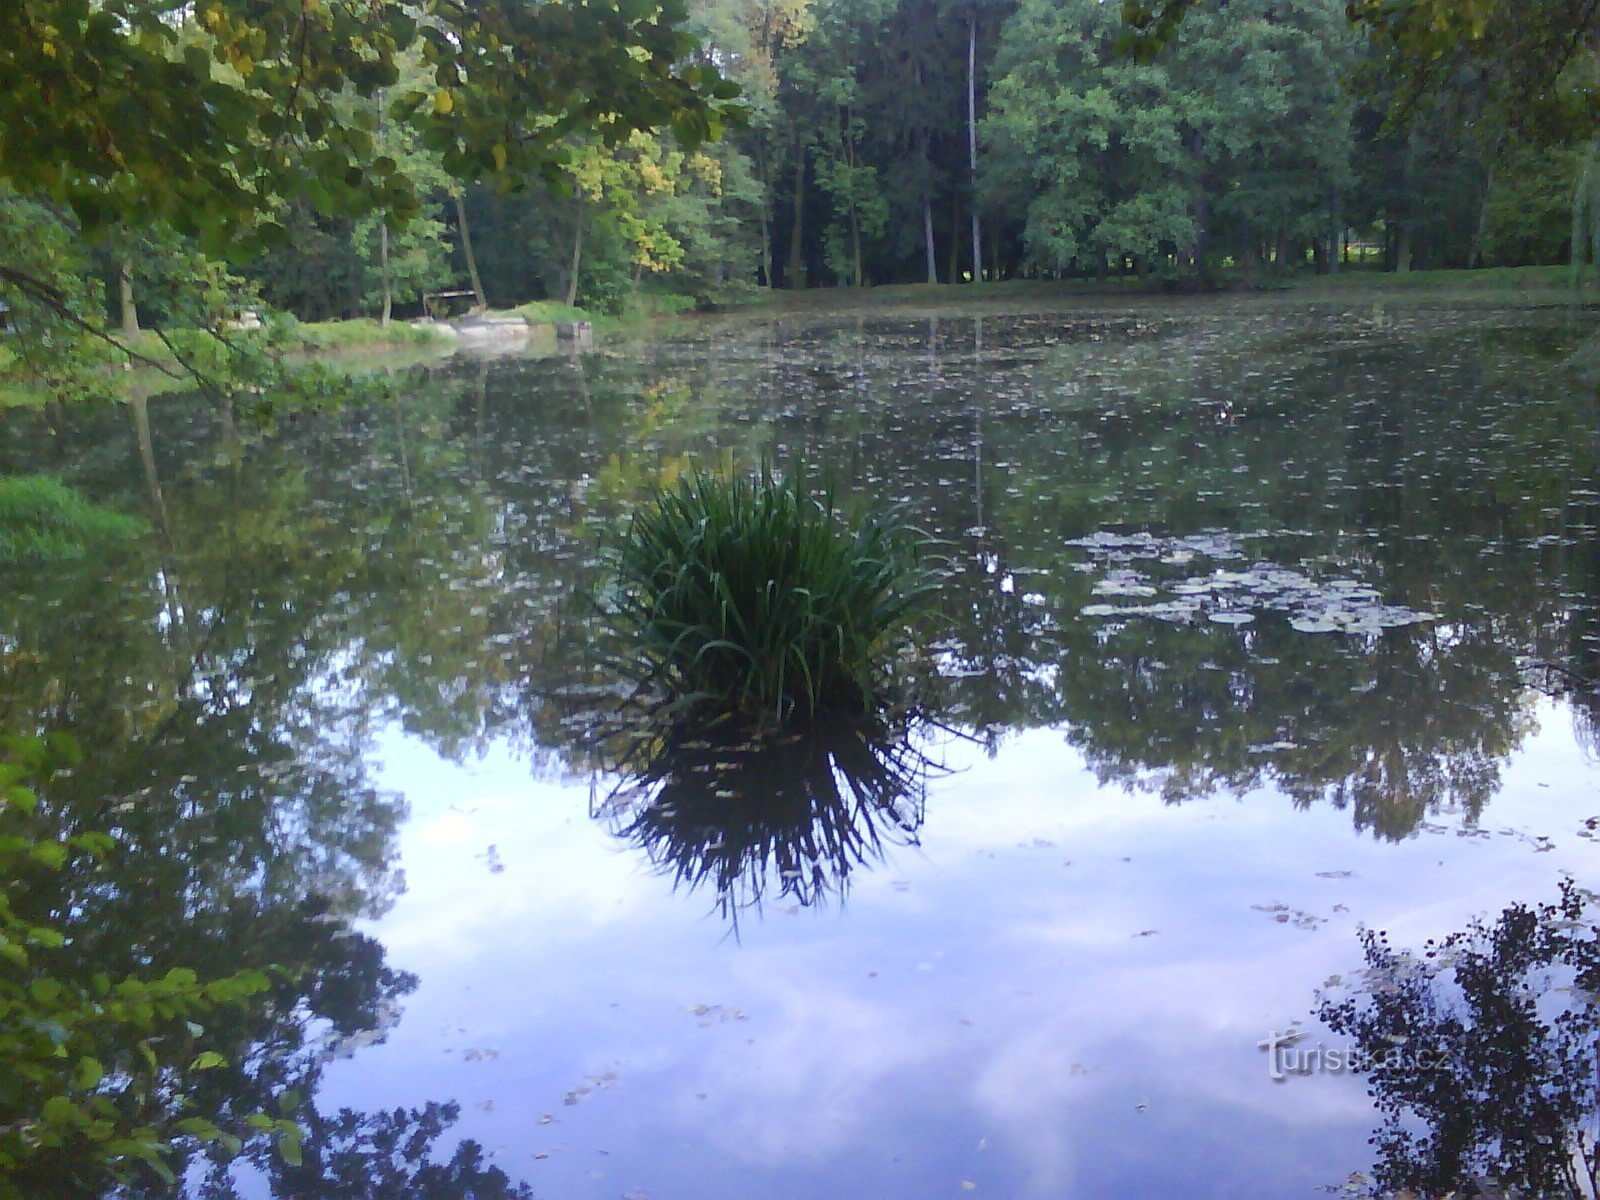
[1069,530,1438,635]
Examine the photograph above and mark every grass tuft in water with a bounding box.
[603,465,938,726]
[0,475,145,565]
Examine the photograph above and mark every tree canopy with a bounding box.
[0,0,739,275]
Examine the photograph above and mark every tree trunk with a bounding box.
[1187,133,1208,277]
[967,11,982,283]
[1326,185,1342,276]
[947,189,961,285]
[566,198,586,308]
[1395,129,1419,273]
[379,219,393,327]
[924,196,938,284]
[756,137,774,288]
[788,132,807,289]
[1468,162,1495,270]
[1571,141,1597,281]
[844,120,863,288]
[453,191,487,310]
[119,258,138,336]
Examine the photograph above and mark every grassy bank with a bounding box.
[516,291,704,331]
[1294,264,1597,300]
[0,317,456,410]
[716,264,1600,317]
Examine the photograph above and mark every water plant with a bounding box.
[602,465,938,725]
[0,475,144,566]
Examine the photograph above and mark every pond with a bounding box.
[4,294,1600,1198]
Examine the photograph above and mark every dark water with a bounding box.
[4,296,1600,1198]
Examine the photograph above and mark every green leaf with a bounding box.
[276,1124,304,1167]
[75,1057,104,1090]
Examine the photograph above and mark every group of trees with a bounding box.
[227,0,1600,309]
[6,0,1600,346]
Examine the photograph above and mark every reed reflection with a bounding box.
[593,716,937,924]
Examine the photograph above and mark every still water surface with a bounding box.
[4,296,1600,1198]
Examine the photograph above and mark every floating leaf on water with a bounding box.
[1081,604,1129,618]
[1291,616,1339,633]
[1208,611,1255,626]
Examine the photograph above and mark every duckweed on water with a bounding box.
[1070,530,1438,634]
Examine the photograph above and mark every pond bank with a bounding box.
[700,264,1600,321]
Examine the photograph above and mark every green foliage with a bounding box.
[0,733,293,1188]
[984,0,1354,278]
[603,466,938,725]
[0,0,737,257]
[0,476,145,566]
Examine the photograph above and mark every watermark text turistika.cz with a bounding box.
[1258,1029,1445,1082]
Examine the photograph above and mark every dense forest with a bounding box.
[3,0,1599,331]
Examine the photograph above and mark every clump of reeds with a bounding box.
[603,464,937,725]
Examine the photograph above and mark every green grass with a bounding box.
[0,475,145,565]
[517,292,703,330]
[291,318,455,351]
[1299,264,1592,293]
[515,300,595,326]
[603,466,938,727]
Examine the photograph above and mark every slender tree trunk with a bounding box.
[756,137,774,288]
[1395,129,1419,273]
[453,191,487,310]
[119,258,138,336]
[947,189,961,284]
[379,219,393,327]
[1571,141,1597,282]
[788,133,807,290]
[844,120,863,288]
[967,11,982,283]
[1468,163,1495,269]
[914,57,938,286]
[566,198,586,308]
[1327,185,1342,276]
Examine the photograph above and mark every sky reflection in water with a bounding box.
[319,702,1598,1199]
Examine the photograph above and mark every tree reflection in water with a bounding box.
[593,716,937,925]
[1319,882,1600,1199]
[203,1102,532,1200]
